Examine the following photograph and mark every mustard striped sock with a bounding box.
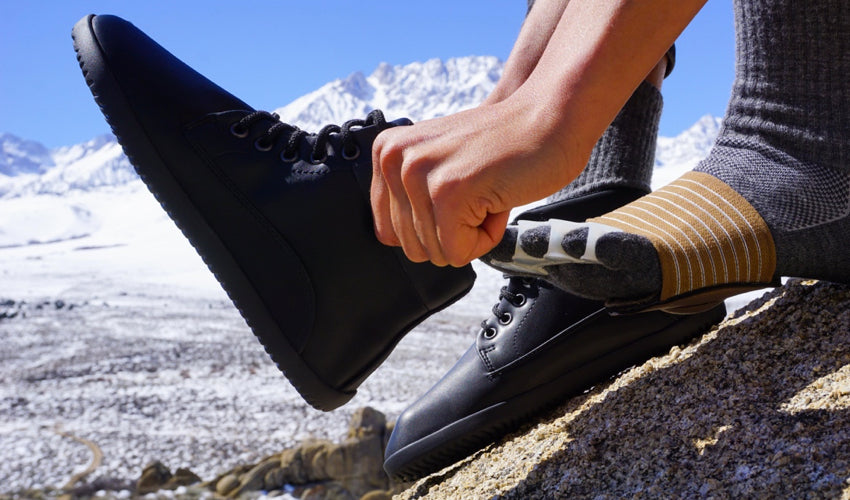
[586,171,777,308]
[481,171,778,312]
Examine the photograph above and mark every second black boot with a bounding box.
[383,189,726,481]
[71,14,475,411]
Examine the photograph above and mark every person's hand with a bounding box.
[370,98,588,267]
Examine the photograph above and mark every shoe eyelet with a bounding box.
[341,144,360,161]
[513,294,527,307]
[254,138,273,152]
[482,327,497,339]
[280,149,299,163]
[230,123,249,138]
[498,312,513,325]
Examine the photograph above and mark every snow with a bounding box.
[0,195,99,248]
[0,181,507,491]
[652,114,722,189]
[0,55,754,493]
[275,56,502,131]
[1,132,54,177]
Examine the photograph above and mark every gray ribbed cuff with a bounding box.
[723,0,849,171]
[550,80,662,202]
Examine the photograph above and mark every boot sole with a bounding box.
[383,304,725,481]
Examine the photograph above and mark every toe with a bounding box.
[560,227,589,259]
[518,225,550,258]
[486,225,518,263]
[594,232,659,271]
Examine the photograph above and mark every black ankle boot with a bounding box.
[72,14,474,411]
[383,188,725,481]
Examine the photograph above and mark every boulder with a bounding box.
[135,461,171,495]
[396,280,850,498]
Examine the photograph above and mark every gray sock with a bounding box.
[485,0,850,311]
[549,80,662,202]
[694,0,850,283]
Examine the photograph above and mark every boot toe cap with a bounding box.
[81,14,250,126]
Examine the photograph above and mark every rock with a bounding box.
[228,457,281,497]
[317,408,390,497]
[263,466,287,491]
[204,463,252,491]
[215,473,240,496]
[163,468,201,489]
[274,439,336,485]
[361,490,394,500]
[348,406,386,439]
[322,442,348,479]
[300,482,356,500]
[135,461,171,495]
[394,281,850,498]
[383,421,395,453]
[0,299,21,320]
[208,407,391,498]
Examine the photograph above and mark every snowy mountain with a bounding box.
[0,132,54,177]
[652,114,722,189]
[655,114,722,170]
[0,134,135,198]
[275,56,504,130]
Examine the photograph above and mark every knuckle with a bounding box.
[429,175,463,207]
[398,156,424,188]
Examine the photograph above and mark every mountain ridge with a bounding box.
[0,56,720,199]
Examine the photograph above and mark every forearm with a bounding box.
[485,0,571,104]
[370,0,707,266]
[512,0,706,158]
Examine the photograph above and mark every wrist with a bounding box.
[496,89,595,197]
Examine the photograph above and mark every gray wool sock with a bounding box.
[549,80,662,202]
[484,0,850,312]
[693,0,850,283]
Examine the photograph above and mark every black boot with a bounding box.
[383,188,725,481]
[72,14,474,411]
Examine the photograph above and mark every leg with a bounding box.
[485,0,850,314]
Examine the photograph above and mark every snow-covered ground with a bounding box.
[0,183,513,492]
[0,183,766,493]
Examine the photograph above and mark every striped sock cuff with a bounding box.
[589,171,777,301]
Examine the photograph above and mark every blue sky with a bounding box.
[0,1,735,148]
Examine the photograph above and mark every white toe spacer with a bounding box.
[489,219,625,275]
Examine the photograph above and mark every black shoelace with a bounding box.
[480,278,533,339]
[230,109,390,164]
